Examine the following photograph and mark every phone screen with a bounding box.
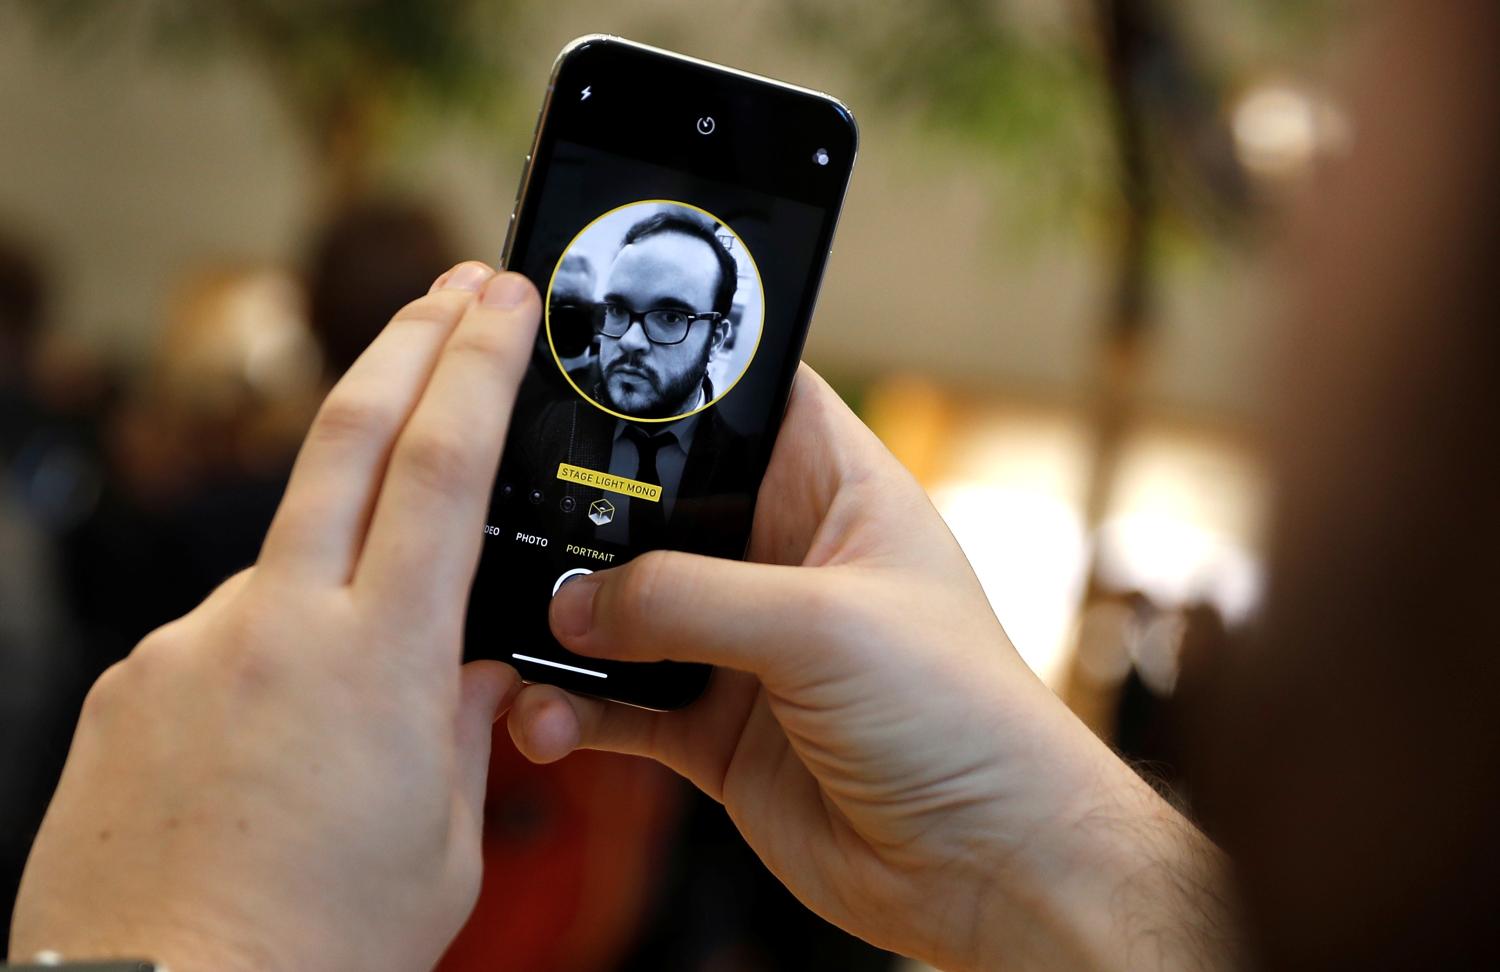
[465,38,857,709]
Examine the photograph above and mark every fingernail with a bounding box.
[482,272,531,308]
[550,574,600,640]
[444,263,493,293]
[428,269,451,294]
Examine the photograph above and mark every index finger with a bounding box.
[258,264,495,583]
[353,271,540,637]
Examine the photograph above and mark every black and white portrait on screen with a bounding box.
[512,200,764,555]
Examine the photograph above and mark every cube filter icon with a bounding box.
[588,498,616,526]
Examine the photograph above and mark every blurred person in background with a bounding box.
[305,200,458,382]
[0,232,83,961]
[8,3,1500,972]
[66,199,457,660]
[62,265,319,668]
[546,252,599,374]
[1180,1,1500,964]
[1,229,125,958]
[0,231,112,540]
[0,233,46,446]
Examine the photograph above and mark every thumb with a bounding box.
[548,550,840,678]
[453,661,521,828]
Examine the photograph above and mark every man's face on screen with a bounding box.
[598,232,718,419]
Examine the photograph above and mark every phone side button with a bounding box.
[499,207,520,268]
[498,155,532,266]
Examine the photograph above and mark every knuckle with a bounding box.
[217,565,255,593]
[206,602,296,695]
[613,552,674,630]
[129,622,198,681]
[390,291,465,327]
[217,641,287,698]
[210,598,278,655]
[199,567,255,610]
[445,326,518,375]
[313,394,397,446]
[133,622,185,660]
[398,427,482,497]
[80,624,184,718]
[798,578,847,623]
[80,659,132,720]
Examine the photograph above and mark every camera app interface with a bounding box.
[465,132,835,690]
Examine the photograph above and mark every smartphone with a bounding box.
[464,36,858,709]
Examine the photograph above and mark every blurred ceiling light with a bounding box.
[885,392,1268,690]
[934,482,1090,688]
[1096,429,1267,624]
[1097,513,1262,618]
[1232,81,1351,181]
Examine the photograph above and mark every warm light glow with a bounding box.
[1232,81,1351,180]
[1098,429,1267,623]
[927,411,1267,690]
[1096,513,1262,622]
[930,411,1092,687]
[934,482,1090,687]
[868,367,1270,692]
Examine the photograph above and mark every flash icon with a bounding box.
[580,86,592,101]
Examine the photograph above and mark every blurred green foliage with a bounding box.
[15,0,1341,237]
[785,0,1112,238]
[782,0,1340,253]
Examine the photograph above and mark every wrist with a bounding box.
[10,920,279,972]
[6,960,156,971]
[963,743,1240,972]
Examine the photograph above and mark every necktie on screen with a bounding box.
[623,425,672,548]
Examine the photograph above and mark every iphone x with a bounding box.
[464,36,858,709]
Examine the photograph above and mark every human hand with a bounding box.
[508,366,1235,971]
[10,264,540,972]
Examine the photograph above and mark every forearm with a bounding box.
[971,755,1242,972]
[1066,770,1239,971]
[9,926,272,972]
[10,892,279,972]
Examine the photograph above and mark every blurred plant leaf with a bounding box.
[784,0,1113,239]
[780,0,1338,256]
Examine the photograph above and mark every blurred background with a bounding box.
[0,1,1362,969]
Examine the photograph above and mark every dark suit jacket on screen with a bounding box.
[512,389,757,560]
